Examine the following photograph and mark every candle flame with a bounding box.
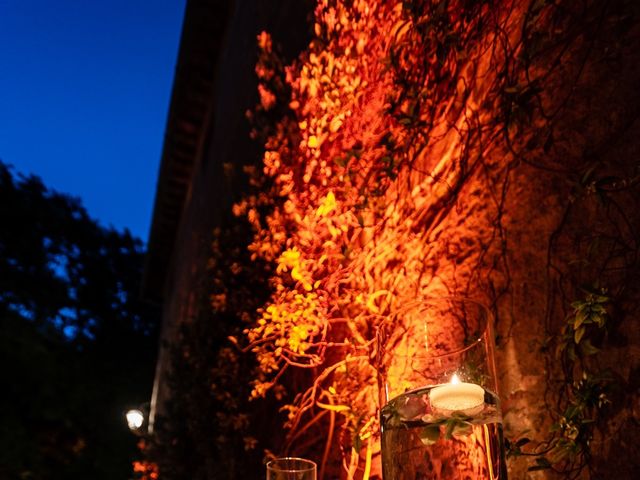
[450,374,461,384]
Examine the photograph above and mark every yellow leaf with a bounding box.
[316,401,351,413]
[366,290,390,314]
[316,191,337,217]
[329,116,343,132]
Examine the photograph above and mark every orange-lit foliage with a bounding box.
[133,440,159,480]
[236,0,577,477]
[235,0,524,478]
[132,461,159,480]
[235,0,525,477]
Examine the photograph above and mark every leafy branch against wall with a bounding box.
[194,0,640,478]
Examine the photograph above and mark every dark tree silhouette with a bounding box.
[0,161,158,480]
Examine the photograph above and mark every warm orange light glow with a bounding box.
[132,460,159,480]
[240,0,522,476]
[133,440,158,480]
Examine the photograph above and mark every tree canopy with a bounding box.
[0,161,158,479]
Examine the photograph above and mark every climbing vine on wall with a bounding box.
[224,0,640,478]
[236,0,518,476]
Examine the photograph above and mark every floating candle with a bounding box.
[429,374,485,413]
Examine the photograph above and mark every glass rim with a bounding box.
[380,296,493,359]
[266,456,317,472]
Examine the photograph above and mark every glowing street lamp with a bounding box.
[126,409,145,431]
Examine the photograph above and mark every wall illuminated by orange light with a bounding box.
[237,0,531,477]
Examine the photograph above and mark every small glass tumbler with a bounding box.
[266,457,317,480]
[377,297,507,479]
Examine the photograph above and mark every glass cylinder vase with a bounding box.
[266,457,317,480]
[377,297,507,479]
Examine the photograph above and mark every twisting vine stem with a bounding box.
[206,0,640,478]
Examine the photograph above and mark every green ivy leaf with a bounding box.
[452,421,473,438]
[419,426,441,445]
[579,339,599,356]
[574,326,586,344]
[574,309,587,328]
[564,405,579,420]
[528,457,552,471]
[445,420,456,440]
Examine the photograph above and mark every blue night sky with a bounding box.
[0,0,185,241]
